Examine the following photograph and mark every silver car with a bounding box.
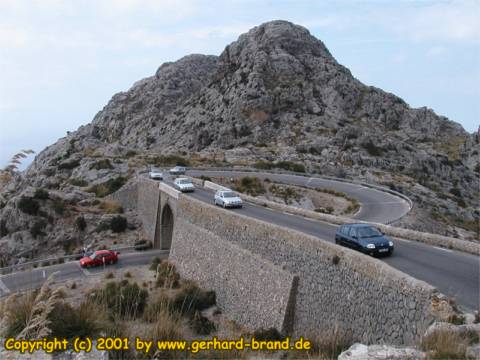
[173,178,195,192]
[169,166,186,175]
[214,190,243,208]
[149,167,163,180]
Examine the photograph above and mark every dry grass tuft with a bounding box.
[98,200,124,214]
[291,325,351,359]
[1,273,63,339]
[422,328,468,359]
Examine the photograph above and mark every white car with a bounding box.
[173,178,195,192]
[149,167,163,180]
[214,190,243,208]
[169,166,186,175]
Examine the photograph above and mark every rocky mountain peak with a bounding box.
[219,20,334,67]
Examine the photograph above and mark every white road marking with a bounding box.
[395,238,411,243]
[77,263,93,276]
[360,201,405,205]
[0,278,10,295]
[433,246,453,253]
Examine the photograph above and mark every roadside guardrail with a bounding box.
[0,245,140,276]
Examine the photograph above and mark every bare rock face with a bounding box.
[338,343,426,360]
[0,20,478,263]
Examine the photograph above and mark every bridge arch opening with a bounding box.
[160,204,174,250]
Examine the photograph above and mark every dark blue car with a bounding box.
[335,223,394,256]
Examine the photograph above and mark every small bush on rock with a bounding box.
[30,219,47,238]
[75,216,87,231]
[58,159,80,170]
[110,216,127,233]
[90,159,113,170]
[69,178,88,187]
[190,311,216,335]
[33,188,49,200]
[171,281,216,317]
[87,176,127,198]
[18,196,39,215]
[53,199,66,215]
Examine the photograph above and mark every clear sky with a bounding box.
[1,0,479,168]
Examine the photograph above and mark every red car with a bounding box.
[79,250,118,268]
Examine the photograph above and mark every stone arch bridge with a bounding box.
[107,177,443,346]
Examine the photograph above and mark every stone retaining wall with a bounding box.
[106,180,138,210]
[172,196,440,345]
[170,218,298,332]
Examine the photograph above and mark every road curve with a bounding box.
[181,171,479,312]
[187,170,411,224]
[0,250,169,298]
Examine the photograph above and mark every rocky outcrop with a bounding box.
[338,343,426,360]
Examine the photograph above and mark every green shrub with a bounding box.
[87,177,127,198]
[0,219,8,237]
[254,160,274,170]
[89,159,113,170]
[58,159,80,170]
[190,311,216,335]
[171,282,216,317]
[69,178,88,187]
[33,188,49,200]
[125,150,137,158]
[143,293,172,323]
[362,141,383,156]
[53,199,66,215]
[156,262,180,288]
[269,184,301,204]
[254,160,305,173]
[75,216,87,231]
[94,221,109,232]
[110,216,127,233]
[17,197,39,215]
[449,187,462,198]
[49,301,103,339]
[148,154,190,167]
[2,292,36,337]
[30,219,47,238]
[92,281,148,319]
[235,176,265,196]
[275,161,306,173]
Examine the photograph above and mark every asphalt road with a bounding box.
[1,170,478,313]
[0,250,169,297]
[187,169,411,224]
[177,180,478,311]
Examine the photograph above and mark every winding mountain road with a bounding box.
[1,170,478,313]
[183,170,478,311]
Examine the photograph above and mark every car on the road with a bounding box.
[214,190,243,208]
[169,166,186,175]
[79,250,119,268]
[149,167,164,180]
[335,223,394,256]
[173,177,195,192]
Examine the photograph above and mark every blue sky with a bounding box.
[1,0,479,168]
